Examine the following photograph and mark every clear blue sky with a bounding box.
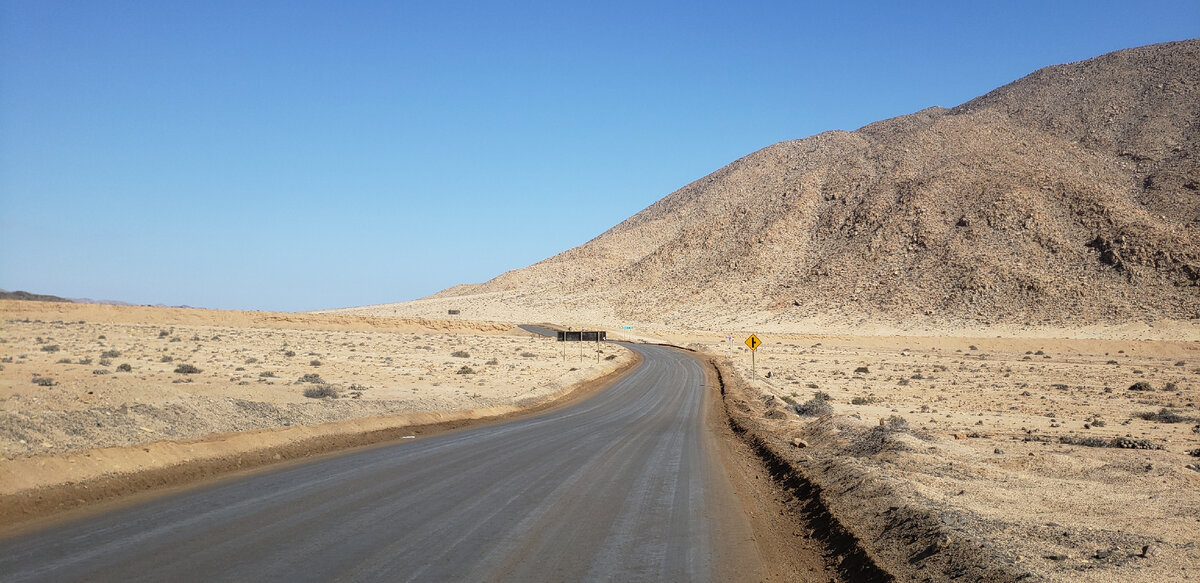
[2,1,1196,311]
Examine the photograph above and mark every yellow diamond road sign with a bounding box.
[745,334,761,351]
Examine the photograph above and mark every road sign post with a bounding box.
[744,334,761,374]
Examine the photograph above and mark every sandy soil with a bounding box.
[0,300,631,496]
[697,331,1199,582]
[6,298,1200,581]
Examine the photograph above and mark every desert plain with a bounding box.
[687,329,1200,582]
[3,296,1197,581]
[0,300,631,499]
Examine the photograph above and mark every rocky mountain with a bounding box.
[425,40,1198,329]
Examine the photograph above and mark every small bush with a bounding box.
[851,396,878,405]
[245,357,258,364]
[451,350,470,358]
[793,398,833,417]
[259,371,276,378]
[854,366,870,374]
[160,355,173,362]
[812,390,832,402]
[284,350,296,357]
[40,344,60,353]
[31,375,55,386]
[303,385,338,399]
[174,364,201,374]
[93,369,110,375]
[99,358,112,366]
[520,352,536,358]
[1164,382,1179,392]
[158,330,169,337]
[1128,381,1153,391]
[605,354,617,360]
[116,363,132,372]
[296,373,324,384]
[310,360,322,366]
[78,357,93,364]
[456,365,475,375]
[100,349,121,358]
[1060,436,1163,450]
[879,415,911,432]
[1136,408,1190,423]
[485,358,499,365]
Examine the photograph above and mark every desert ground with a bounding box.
[680,330,1200,582]
[4,297,1199,581]
[0,300,631,497]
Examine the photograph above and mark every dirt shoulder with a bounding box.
[708,332,1200,582]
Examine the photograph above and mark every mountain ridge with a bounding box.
[416,40,1198,329]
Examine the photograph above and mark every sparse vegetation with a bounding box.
[303,385,338,399]
[878,415,911,432]
[1135,408,1190,424]
[1059,436,1163,450]
[793,396,833,417]
[174,363,201,374]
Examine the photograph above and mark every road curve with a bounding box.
[0,344,764,582]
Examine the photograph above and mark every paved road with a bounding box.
[0,344,763,582]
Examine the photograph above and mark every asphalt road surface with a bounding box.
[1,343,764,582]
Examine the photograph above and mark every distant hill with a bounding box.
[0,290,74,303]
[368,40,1200,329]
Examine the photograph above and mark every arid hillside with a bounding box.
[368,40,1200,329]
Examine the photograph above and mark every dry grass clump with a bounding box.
[302,385,338,399]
